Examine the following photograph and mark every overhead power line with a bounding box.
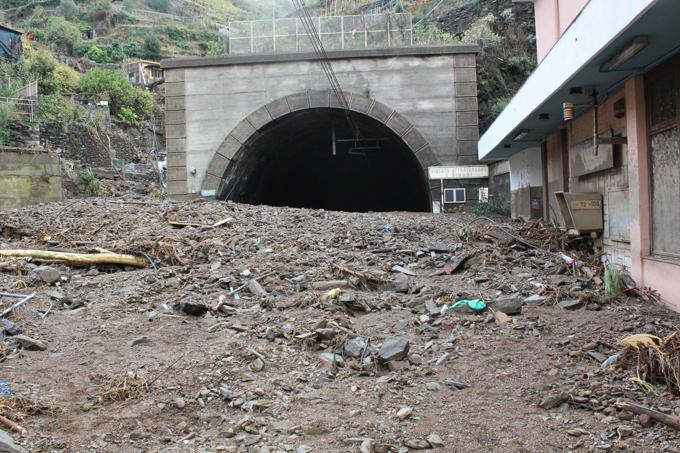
[290,0,360,140]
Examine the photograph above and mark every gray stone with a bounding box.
[492,295,522,315]
[32,266,60,284]
[425,382,441,391]
[248,279,267,296]
[0,429,28,453]
[524,294,547,304]
[128,336,148,347]
[250,357,265,372]
[388,273,410,293]
[378,338,410,362]
[424,299,440,316]
[394,318,409,331]
[344,337,367,358]
[174,397,186,409]
[0,319,21,336]
[427,432,445,448]
[435,352,450,366]
[587,351,608,363]
[408,354,424,366]
[12,335,47,351]
[391,265,416,276]
[558,299,583,310]
[172,301,208,316]
[405,439,430,450]
[219,387,233,400]
[315,328,339,341]
[319,352,344,366]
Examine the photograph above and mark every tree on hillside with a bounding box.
[142,34,162,61]
[57,0,79,20]
[78,68,153,125]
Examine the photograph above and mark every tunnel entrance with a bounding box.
[221,109,431,212]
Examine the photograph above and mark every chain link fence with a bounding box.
[229,13,413,55]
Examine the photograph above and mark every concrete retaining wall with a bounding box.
[0,150,62,210]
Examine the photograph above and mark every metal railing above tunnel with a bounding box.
[229,13,413,55]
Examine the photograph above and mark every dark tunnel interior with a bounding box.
[221,109,431,212]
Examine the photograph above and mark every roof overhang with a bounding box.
[0,24,23,35]
[479,0,680,161]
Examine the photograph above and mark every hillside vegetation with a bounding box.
[0,0,535,145]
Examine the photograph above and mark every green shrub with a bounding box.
[0,103,22,146]
[470,195,511,217]
[413,21,454,45]
[78,68,153,125]
[37,94,83,126]
[57,0,79,20]
[26,50,80,95]
[490,96,510,118]
[45,15,83,55]
[604,265,623,298]
[142,34,162,60]
[165,25,190,41]
[87,42,126,63]
[0,59,28,97]
[122,42,143,58]
[460,14,502,52]
[76,167,105,197]
[144,0,172,13]
[206,35,229,56]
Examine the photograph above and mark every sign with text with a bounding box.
[428,165,489,180]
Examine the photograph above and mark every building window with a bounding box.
[444,188,466,204]
[646,57,680,258]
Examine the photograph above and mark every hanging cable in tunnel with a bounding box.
[291,0,361,141]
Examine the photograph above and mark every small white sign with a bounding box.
[428,165,489,180]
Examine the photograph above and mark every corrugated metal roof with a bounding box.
[0,23,23,35]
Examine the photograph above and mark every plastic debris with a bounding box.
[327,288,342,299]
[450,299,487,312]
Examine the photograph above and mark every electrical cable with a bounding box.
[291,0,361,140]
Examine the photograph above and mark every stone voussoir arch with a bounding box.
[201,89,440,196]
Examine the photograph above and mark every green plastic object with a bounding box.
[450,299,486,312]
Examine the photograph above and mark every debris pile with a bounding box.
[0,199,678,451]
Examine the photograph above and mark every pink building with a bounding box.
[479,0,680,310]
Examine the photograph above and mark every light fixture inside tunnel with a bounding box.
[219,108,431,213]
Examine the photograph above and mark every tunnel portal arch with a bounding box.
[202,90,439,212]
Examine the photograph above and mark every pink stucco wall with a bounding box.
[534,0,590,62]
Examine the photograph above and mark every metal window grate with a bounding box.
[229,13,413,55]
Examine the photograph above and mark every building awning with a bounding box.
[478,0,680,161]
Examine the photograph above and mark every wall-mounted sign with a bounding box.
[428,165,489,180]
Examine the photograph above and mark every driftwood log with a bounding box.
[616,402,680,430]
[0,250,148,268]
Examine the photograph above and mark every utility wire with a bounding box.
[291,0,361,140]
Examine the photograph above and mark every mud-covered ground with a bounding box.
[0,198,679,452]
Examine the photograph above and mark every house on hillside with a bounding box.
[124,59,164,87]
[479,0,680,310]
[0,24,23,60]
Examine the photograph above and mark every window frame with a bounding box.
[646,56,680,259]
[444,188,466,204]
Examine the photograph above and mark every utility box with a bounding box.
[554,192,604,233]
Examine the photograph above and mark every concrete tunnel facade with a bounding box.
[162,46,481,212]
